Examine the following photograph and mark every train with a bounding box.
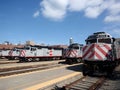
[0,43,84,63]
[19,45,65,62]
[65,43,83,64]
[18,43,83,63]
[82,32,120,76]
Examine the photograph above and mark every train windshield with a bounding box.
[98,38,112,44]
[86,39,97,44]
[24,47,30,50]
[86,32,113,44]
[69,45,79,49]
[86,38,112,44]
[31,48,36,51]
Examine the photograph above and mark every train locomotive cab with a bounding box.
[65,43,83,64]
[19,46,38,62]
[82,32,116,76]
[8,48,22,60]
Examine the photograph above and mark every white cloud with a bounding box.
[68,0,87,11]
[104,15,120,22]
[35,0,120,22]
[33,11,40,18]
[104,1,120,22]
[40,0,69,21]
[85,6,103,18]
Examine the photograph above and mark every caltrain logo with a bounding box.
[8,50,13,56]
[66,49,77,57]
[49,50,52,56]
[83,43,112,60]
[20,50,26,57]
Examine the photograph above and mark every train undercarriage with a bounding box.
[82,60,119,76]
[19,56,62,62]
[65,57,82,64]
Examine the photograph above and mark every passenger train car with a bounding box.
[19,45,64,62]
[82,32,120,76]
[65,43,83,64]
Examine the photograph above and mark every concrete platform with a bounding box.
[0,63,83,90]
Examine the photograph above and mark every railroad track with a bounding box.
[56,63,120,90]
[0,63,64,77]
[0,60,19,64]
[58,76,105,90]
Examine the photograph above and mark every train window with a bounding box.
[38,47,42,49]
[12,48,15,51]
[25,47,30,50]
[48,48,52,50]
[86,39,97,44]
[80,47,83,50]
[74,46,79,49]
[107,35,110,37]
[69,46,79,49]
[98,39,112,44]
[16,50,19,52]
[54,48,61,50]
[31,48,36,51]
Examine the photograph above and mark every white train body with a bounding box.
[19,45,63,62]
[0,49,11,59]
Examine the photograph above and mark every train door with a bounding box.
[30,47,37,57]
[43,47,48,57]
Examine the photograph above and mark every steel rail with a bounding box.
[61,76,106,90]
[0,63,63,77]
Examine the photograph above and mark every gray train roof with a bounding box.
[86,32,113,40]
[24,45,63,49]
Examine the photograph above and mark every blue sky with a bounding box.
[0,0,120,45]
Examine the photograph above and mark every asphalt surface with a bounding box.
[0,63,83,90]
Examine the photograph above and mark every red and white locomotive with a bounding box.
[82,32,120,76]
[8,47,23,60]
[65,43,83,64]
[19,45,64,62]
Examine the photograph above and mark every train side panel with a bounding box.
[52,48,62,57]
[0,49,11,59]
[19,46,63,62]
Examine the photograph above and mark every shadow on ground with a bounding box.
[65,63,83,72]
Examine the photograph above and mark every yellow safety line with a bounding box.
[24,72,82,90]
